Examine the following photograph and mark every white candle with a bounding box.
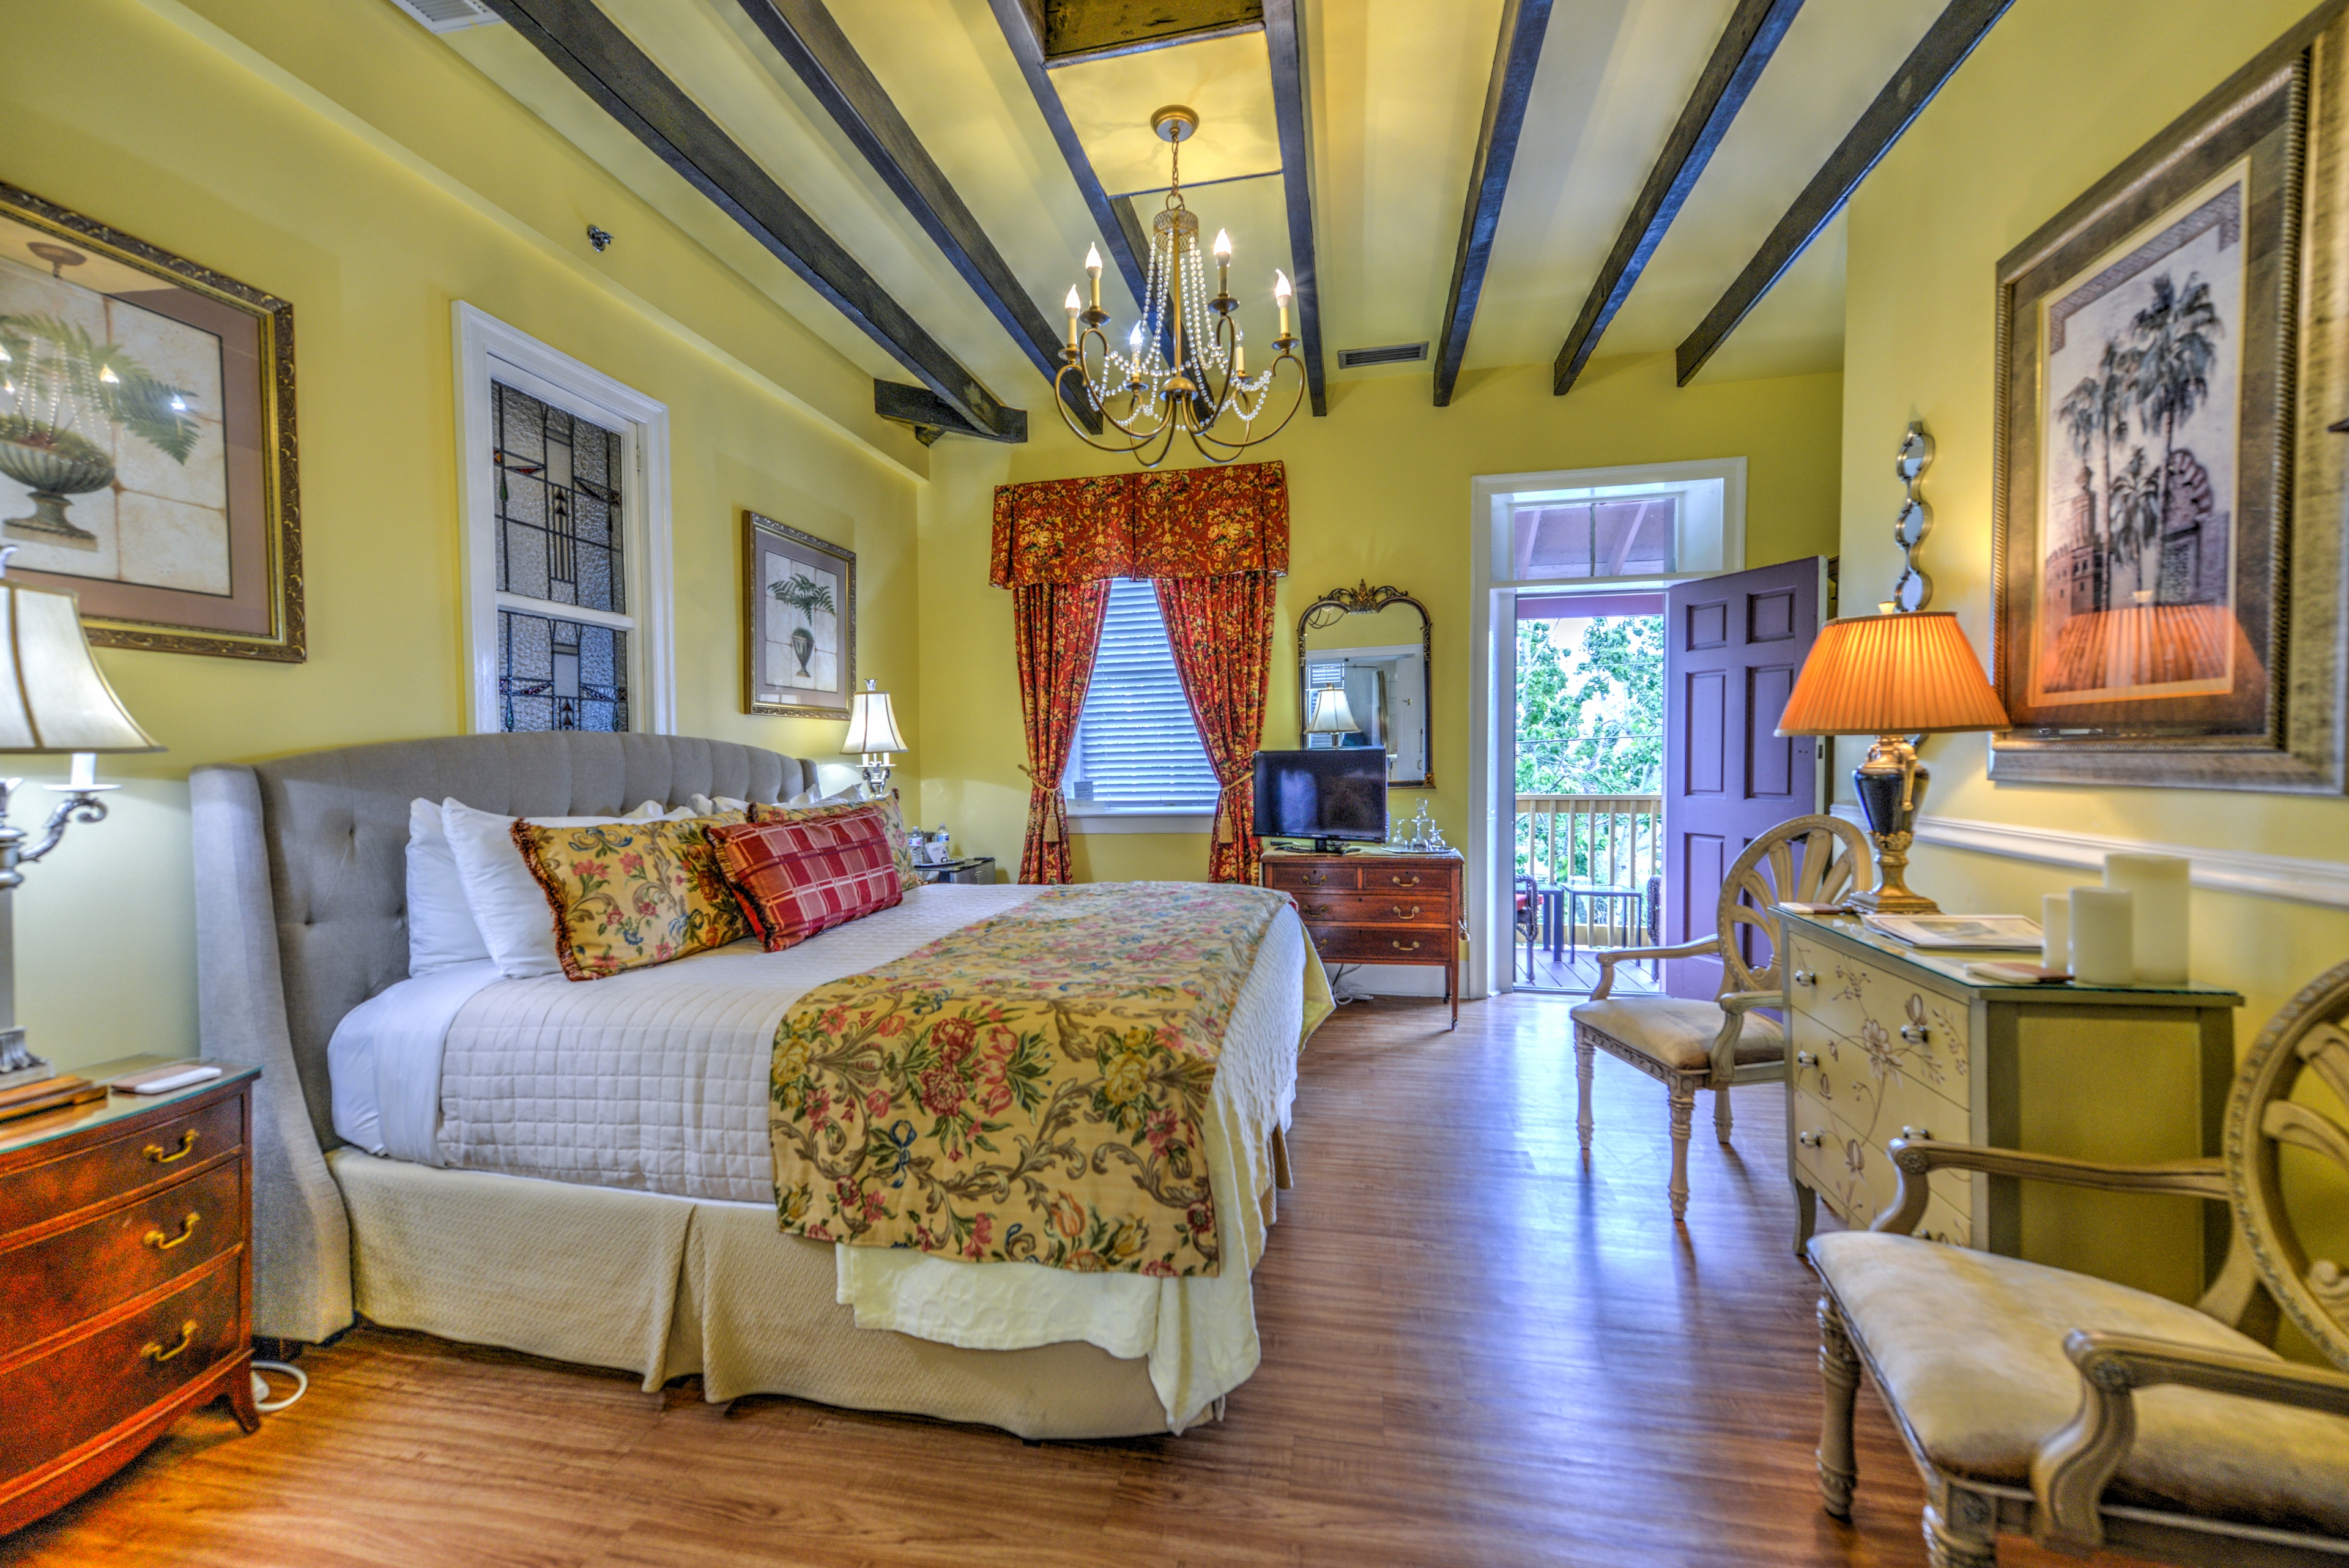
[2104,851,2189,984]
[1274,270,1291,337]
[1063,285,1081,351]
[1085,243,1102,311]
[2041,893,2069,972]
[69,752,95,790]
[2069,886,2135,986]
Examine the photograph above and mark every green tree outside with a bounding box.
[1516,615,1664,880]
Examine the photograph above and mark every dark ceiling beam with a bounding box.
[480,0,1022,440]
[1261,0,1326,417]
[1551,0,1807,396]
[1432,0,1555,407]
[987,0,1152,308]
[1675,0,2014,385]
[733,0,1098,433]
[875,381,1027,445]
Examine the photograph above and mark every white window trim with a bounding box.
[1483,456,1746,591]
[1066,804,1218,834]
[453,302,675,735]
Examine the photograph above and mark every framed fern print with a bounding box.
[743,509,854,719]
[0,184,301,661]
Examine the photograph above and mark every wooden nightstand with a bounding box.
[0,1057,261,1534]
[916,856,996,885]
[1262,848,1466,1028]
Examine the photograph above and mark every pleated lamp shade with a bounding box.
[1776,611,2009,737]
[0,578,159,754]
[840,680,907,756]
[1304,686,1359,734]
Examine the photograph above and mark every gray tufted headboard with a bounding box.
[191,732,818,1340]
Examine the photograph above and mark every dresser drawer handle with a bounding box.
[1795,1050,1818,1067]
[1792,970,1817,987]
[144,1131,199,1165]
[1390,938,1423,953]
[1900,1024,1928,1044]
[141,1320,199,1365]
[144,1213,202,1252]
[1302,871,1327,885]
[1390,905,1421,920]
[1899,1125,1933,1142]
[1387,873,1422,888]
[1797,1130,1824,1148]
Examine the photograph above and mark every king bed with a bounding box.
[192,733,1321,1439]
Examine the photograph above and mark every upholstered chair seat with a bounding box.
[1567,997,1784,1072]
[1811,1232,2349,1537]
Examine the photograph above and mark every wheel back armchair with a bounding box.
[1809,956,2349,1566]
[1568,814,1871,1219]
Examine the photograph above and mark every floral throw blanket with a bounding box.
[768,882,1294,1277]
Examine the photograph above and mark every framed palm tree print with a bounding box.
[1991,7,2349,792]
[743,509,853,719]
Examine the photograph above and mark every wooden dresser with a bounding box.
[1778,911,2241,1280]
[0,1058,260,1534]
[1261,849,1465,1027]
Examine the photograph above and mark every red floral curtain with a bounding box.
[1157,573,1280,883]
[993,461,1287,885]
[1012,579,1111,885]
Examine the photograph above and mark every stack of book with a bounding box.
[0,1071,106,1124]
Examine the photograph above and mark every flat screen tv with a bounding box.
[1252,748,1388,852]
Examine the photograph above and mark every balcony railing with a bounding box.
[1516,792,1662,893]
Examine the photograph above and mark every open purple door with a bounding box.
[1661,558,1825,998]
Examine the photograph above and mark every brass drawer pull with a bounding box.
[1792,970,1817,987]
[1387,873,1421,888]
[1795,1050,1818,1067]
[1390,905,1421,920]
[144,1213,202,1252]
[1390,938,1423,953]
[1899,1125,1933,1142]
[1302,871,1327,885]
[141,1320,199,1364]
[144,1131,199,1164]
[1900,1024,1928,1044]
[1797,1130,1825,1148]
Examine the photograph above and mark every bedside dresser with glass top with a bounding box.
[1776,910,2241,1285]
[0,1057,260,1534]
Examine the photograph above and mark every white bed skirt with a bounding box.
[331,1149,1178,1440]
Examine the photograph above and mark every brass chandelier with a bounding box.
[1056,105,1306,468]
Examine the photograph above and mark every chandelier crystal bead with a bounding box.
[1055,106,1306,468]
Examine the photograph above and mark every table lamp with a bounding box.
[1304,685,1359,738]
[841,678,907,797]
[1775,610,2007,915]
[0,551,161,1085]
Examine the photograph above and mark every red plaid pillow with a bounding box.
[707,806,904,952]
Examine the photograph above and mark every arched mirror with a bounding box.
[1297,582,1432,787]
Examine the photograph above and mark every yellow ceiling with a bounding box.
[448,0,1957,417]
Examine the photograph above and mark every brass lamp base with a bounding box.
[1849,736,1940,915]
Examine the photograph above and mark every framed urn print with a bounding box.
[1990,11,2349,792]
[0,184,302,660]
[744,510,853,719]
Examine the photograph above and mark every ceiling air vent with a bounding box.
[1336,341,1429,370]
[389,0,502,33]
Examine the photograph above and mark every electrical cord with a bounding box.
[251,1359,308,1413]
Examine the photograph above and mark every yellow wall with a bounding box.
[13,0,927,1072]
[1839,0,2348,1319]
[916,353,1844,887]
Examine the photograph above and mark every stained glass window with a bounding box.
[492,382,630,731]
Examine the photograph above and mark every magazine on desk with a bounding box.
[1860,913,2044,951]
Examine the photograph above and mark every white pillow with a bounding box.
[407,798,491,975]
[441,798,664,979]
[687,793,751,816]
[686,787,859,816]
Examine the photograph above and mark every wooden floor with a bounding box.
[4,995,2128,1568]
[1511,945,1661,995]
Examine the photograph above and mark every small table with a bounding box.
[917,856,996,885]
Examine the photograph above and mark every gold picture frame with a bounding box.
[0,184,302,661]
[743,510,855,719]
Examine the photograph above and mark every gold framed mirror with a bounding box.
[1297,581,1432,788]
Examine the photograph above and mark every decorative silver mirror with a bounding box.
[1297,581,1432,787]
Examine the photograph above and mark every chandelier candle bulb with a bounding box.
[2104,852,2190,983]
[2041,893,2069,973]
[1085,243,1101,310]
[2069,886,2136,986]
[1064,286,1080,351]
[1275,270,1291,336]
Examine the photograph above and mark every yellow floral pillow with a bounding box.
[751,790,921,893]
[513,817,752,980]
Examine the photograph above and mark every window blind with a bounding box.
[1067,579,1222,810]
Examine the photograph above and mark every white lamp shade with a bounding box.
[841,683,907,756]
[0,579,158,754]
[1304,686,1359,734]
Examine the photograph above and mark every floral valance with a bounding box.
[989,461,1288,587]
